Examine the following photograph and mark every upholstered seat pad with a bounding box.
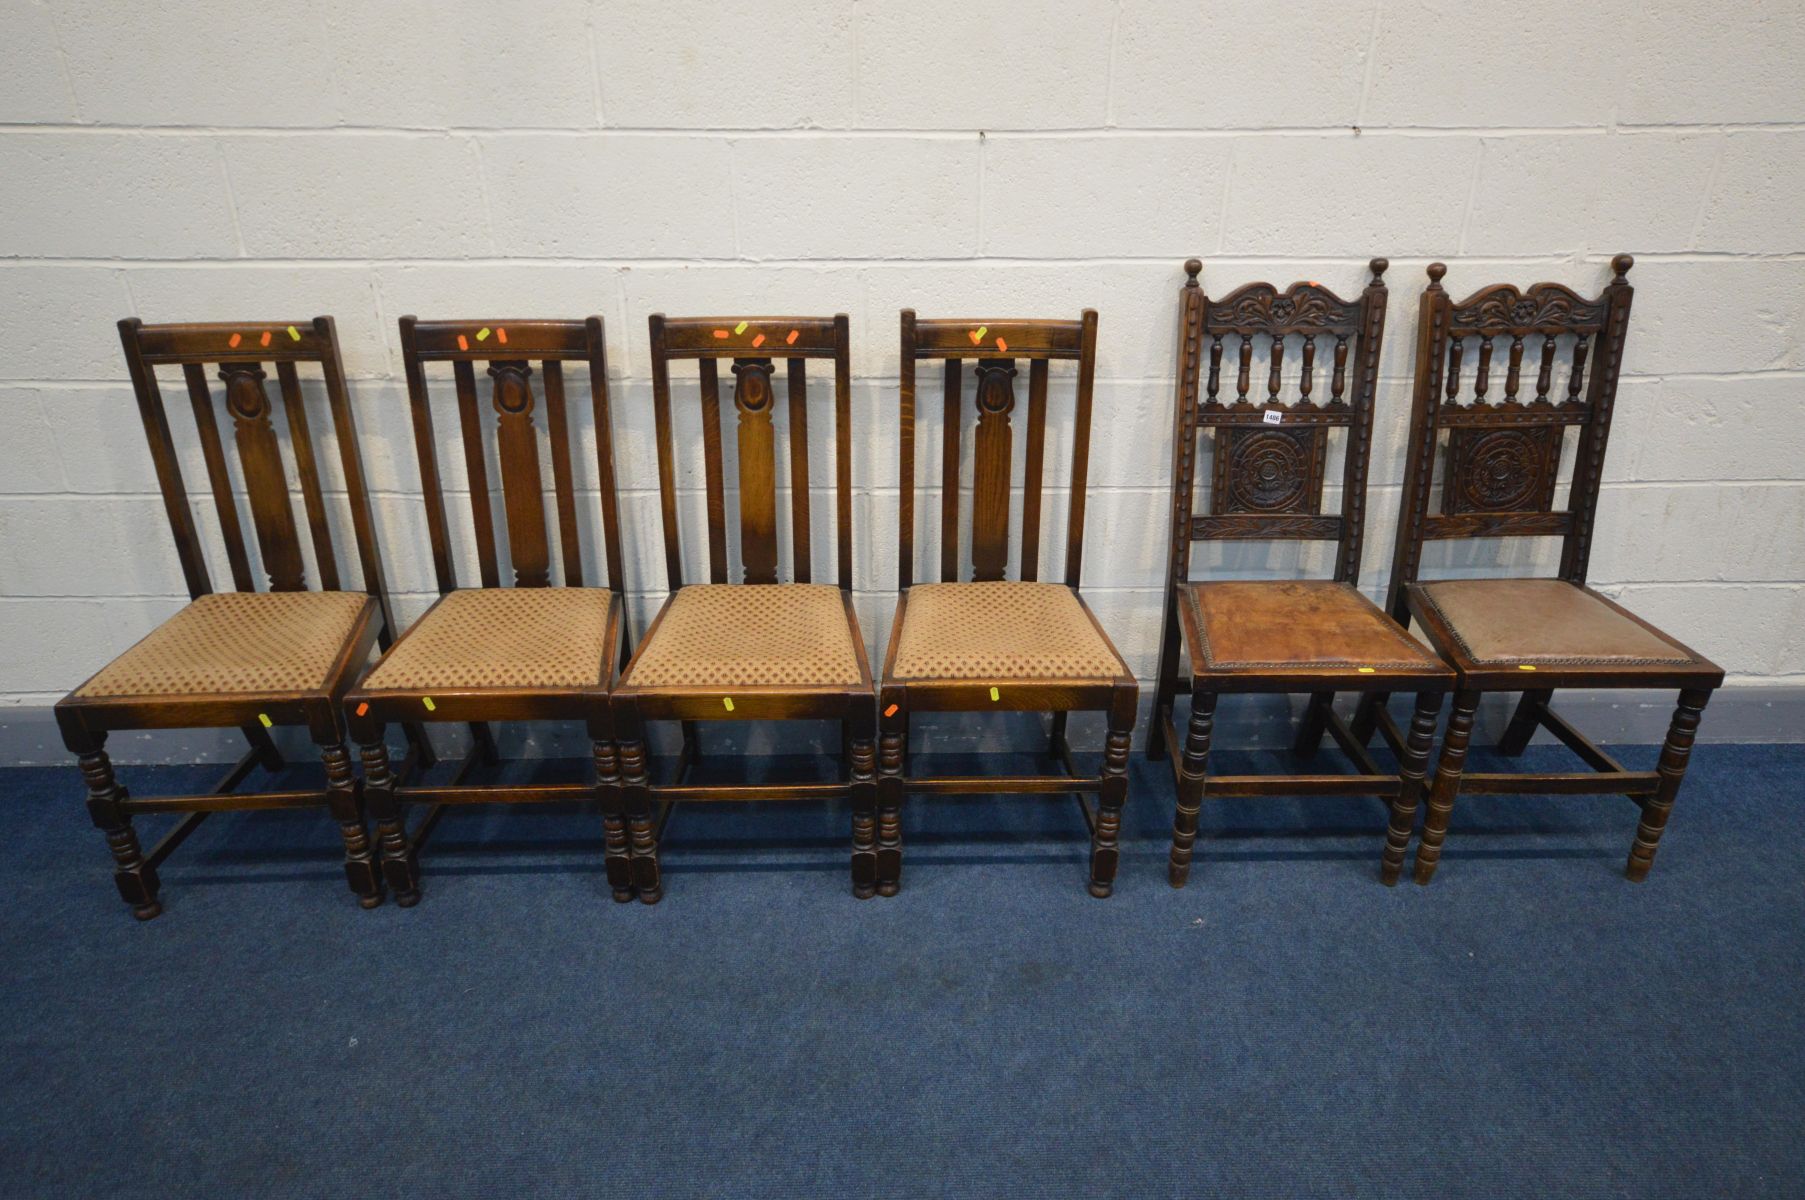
[1414,578,1698,666]
[622,584,863,689]
[75,590,368,699]
[362,588,612,691]
[1186,580,1441,670]
[890,581,1126,682]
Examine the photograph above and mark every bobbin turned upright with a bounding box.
[1352,257,1723,884]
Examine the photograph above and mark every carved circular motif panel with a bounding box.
[1223,428,1312,513]
[1451,428,1551,512]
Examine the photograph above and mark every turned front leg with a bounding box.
[79,743,161,921]
[619,738,661,904]
[875,712,905,897]
[359,734,419,907]
[1169,692,1217,888]
[1089,726,1132,898]
[595,739,633,903]
[1627,688,1711,883]
[1414,688,1478,885]
[321,738,382,908]
[849,722,878,900]
[1384,691,1443,886]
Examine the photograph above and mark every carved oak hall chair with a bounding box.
[610,314,874,903]
[1353,258,1723,884]
[344,317,628,907]
[880,309,1138,898]
[1148,260,1455,888]
[56,317,421,919]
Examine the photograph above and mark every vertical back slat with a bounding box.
[541,360,585,586]
[833,314,853,591]
[969,359,1017,581]
[276,361,340,590]
[489,361,552,588]
[648,317,686,591]
[120,323,211,598]
[1205,335,1223,402]
[1446,337,1464,401]
[898,313,918,589]
[1567,334,1590,402]
[698,358,728,583]
[1019,358,1049,582]
[787,357,812,583]
[453,359,502,589]
[1063,310,1099,588]
[1330,335,1349,403]
[1535,335,1557,402]
[1503,335,1525,402]
[586,317,628,595]
[399,317,459,595]
[939,358,962,581]
[183,362,256,591]
[1474,336,1494,402]
[221,364,306,591]
[1267,334,1284,403]
[1235,336,1252,402]
[734,359,780,585]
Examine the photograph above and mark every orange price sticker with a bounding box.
[355,702,369,717]
[457,334,469,351]
[752,333,766,348]
[713,329,729,339]
[883,703,898,718]
[260,331,272,347]
[228,333,242,349]
[786,329,800,345]
[995,337,1008,352]
[969,325,988,345]
[496,327,508,344]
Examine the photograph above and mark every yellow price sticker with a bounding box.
[1357,667,1375,674]
[287,325,301,341]
[1518,664,1538,671]
[722,697,735,711]
[422,696,437,711]
[989,686,1000,702]
[257,712,273,728]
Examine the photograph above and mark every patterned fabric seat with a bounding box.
[890,581,1126,682]
[75,590,369,699]
[621,584,863,690]
[1184,580,1443,672]
[360,588,613,692]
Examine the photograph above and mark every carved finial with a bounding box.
[1368,257,1389,282]
[1183,258,1202,288]
[1426,262,1447,288]
[1611,253,1634,279]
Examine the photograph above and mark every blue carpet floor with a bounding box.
[1,742,1802,1198]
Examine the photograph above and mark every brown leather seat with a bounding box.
[1184,580,1444,674]
[1411,578,1705,669]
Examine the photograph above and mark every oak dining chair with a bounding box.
[344,316,628,907]
[609,313,875,903]
[1352,258,1723,884]
[1148,260,1454,887]
[56,317,422,918]
[880,308,1138,897]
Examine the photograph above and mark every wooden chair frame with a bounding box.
[881,308,1139,898]
[1352,257,1723,883]
[344,316,628,907]
[1149,259,1455,887]
[611,313,874,903]
[55,317,421,918]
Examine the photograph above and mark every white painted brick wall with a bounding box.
[1,0,1801,738]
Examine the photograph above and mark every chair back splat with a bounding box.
[118,316,394,623]
[898,310,1099,587]
[398,316,626,595]
[646,314,854,591]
